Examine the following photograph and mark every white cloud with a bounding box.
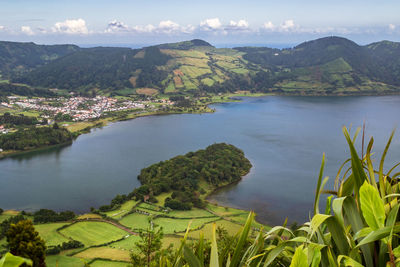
[106,20,129,33]
[200,18,222,31]
[389,24,396,30]
[52,18,89,34]
[227,20,249,31]
[0,26,4,31]
[157,20,181,34]
[21,26,34,35]
[263,21,275,30]
[280,20,296,31]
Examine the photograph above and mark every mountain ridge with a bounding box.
[1,36,400,96]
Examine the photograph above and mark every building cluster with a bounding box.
[1,96,152,121]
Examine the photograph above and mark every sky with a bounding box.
[0,0,399,47]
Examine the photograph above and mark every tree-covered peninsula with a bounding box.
[131,143,252,210]
[0,124,73,151]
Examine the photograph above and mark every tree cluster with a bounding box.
[131,143,252,210]
[0,112,39,126]
[0,125,73,151]
[45,240,83,255]
[32,209,75,224]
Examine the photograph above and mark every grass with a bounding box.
[136,88,158,96]
[74,247,131,262]
[201,78,215,86]
[108,235,141,251]
[185,220,243,240]
[119,213,150,230]
[206,204,247,217]
[90,259,130,267]
[180,65,211,79]
[155,193,172,206]
[165,82,177,93]
[60,222,127,247]
[77,213,103,220]
[153,217,219,234]
[34,223,70,247]
[45,255,85,267]
[103,200,137,219]
[167,208,215,218]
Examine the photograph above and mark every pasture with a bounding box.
[60,222,127,247]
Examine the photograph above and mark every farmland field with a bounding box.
[108,235,141,250]
[90,259,129,267]
[167,208,215,218]
[103,200,137,219]
[119,213,150,230]
[153,217,218,234]
[74,247,130,262]
[34,223,69,247]
[60,222,127,247]
[45,255,85,267]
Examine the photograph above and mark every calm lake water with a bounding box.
[2,96,400,225]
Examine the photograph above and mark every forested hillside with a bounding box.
[2,37,400,96]
[131,143,252,210]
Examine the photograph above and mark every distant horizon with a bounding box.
[0,35,398,50]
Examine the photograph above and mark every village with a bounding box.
[0,96,173,122]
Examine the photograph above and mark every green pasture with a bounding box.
[60,222,127,247]
[45,255,85,267]
[34,223,70,247]
[90,259,129,267]
[103,200,137,219]
[119,213,150,230]
[153,217,218,234]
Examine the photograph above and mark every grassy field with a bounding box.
[119,213,150,230]
[90,259,129,267]
[74,247,130,262]
[77,213,102,220]
[108,235,141,251]
[155,192,172,206]
[103,200,137,219]
[153,217,218,234]
[167,208,215,218]
[60,222,127,247]
[185,220,243,240]
[34,223,70,247]
[136,88,158,96]
[46,255,85,267]
[206,204,247,217]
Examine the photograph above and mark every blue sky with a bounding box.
[0,0,399,46]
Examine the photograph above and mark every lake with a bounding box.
[1,96,400,225]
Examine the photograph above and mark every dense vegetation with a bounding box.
[0,112,39,126]
[0,41,78,78]
[2,36,400,96]
[15,46,171,92]
[0,83,55,97]
[131,143,252,210]
[32,209,75,224]
[0,125,73,151]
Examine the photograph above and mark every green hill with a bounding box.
[2,36,400,96]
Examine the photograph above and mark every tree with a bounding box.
[131,222,163,267]
[6,220,46,267]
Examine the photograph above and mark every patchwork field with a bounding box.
[34,223,69,247]
[74,247,131,262]
[60,222,127,247]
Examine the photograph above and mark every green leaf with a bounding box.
[310,214,331,238]
[359,181,385,230]
[356,226,400,247]
[342,127,368,197]
[183,245,202,267]
[230,212,254,267]
[314,153,325,215]
[289,246,308,267]
[393,245,400,258]
[210,223,219,267]
[0,253,32,267]
[337,255,364,267]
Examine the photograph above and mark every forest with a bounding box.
[130,143,252,210]
[0,124,73,151]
